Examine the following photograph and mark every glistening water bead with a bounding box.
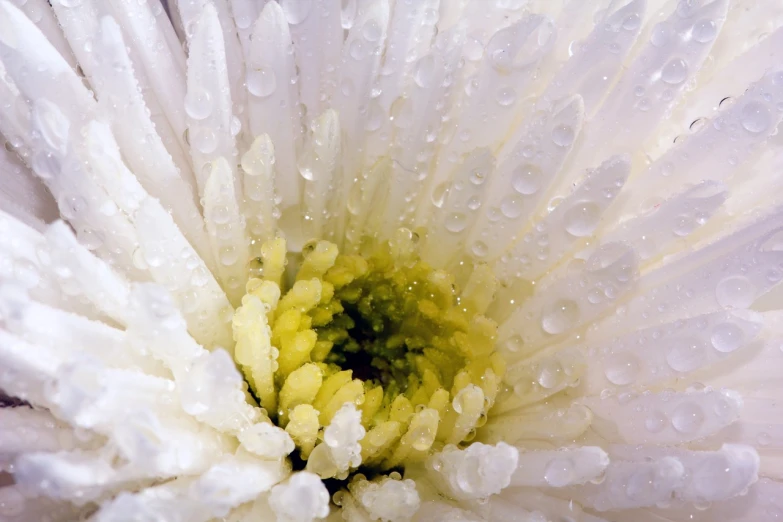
[232,232,506,484]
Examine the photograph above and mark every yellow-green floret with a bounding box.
[232,230,505,479]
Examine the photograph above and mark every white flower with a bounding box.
[0,0,782,521]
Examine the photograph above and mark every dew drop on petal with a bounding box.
[671,402,705,434]
[710,323,744,353]
[661,58,688,85]
[622,13,641,31]
[247,68,277,98]
[537,359,564,389]
[673,214,696,237]
[58,194,87,220]
[414,55,436,88]
[495,86,516,107]
[541,299,579,335]
[645,410,668,433]
[604,352,640,386]
[650,22,673,47]
[445,212,467,233]
[184,87,213,120]
[504,334,523,352]
[715,275,756,309]
[280,0,312,25]
[552,125,575,147]
[544,458,575,487]
[362,19,382,41]
[431,182,449,208]
[512,164,542,195]
[471,240,488,258]
[740,102,771,134]
[563,201,600,237]
[192,127,218,154]
[666,338,705,372]
[692,19,717,43]
[500,195,523,218]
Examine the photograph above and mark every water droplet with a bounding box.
[390,96,413,128]
[220,246,239,266]
[666,338,705,372]
[211,205,231,225]
[537,358,564,389]
[512,163,542,195]
[541,299,579,335]
[431,182,450,208]
[362,19,382,41]
[673,214,696,237]
[414,55,435,88]
[692,19,717,43]
[230,115,242,136]
[349,39,367,60]
[710,323,744,353]
[184,87,213,120]
[247,68,277,98]
[471,240,488,258]
[645,410,668,433]
[280,0,312,25]
[495,86,516,106]
[661,58,688,85]
[563,201,601,237]
[192,127,218,154]
[500,195,523,218]
[58,194,87,220]
[469,168,486,185]
[716,275,756,309]
[504,334,524,352]
[671,402,705,434]
[676,0,699,18]
[364,98,383,131]
[544,458,575,487]
[604,353,640,386]
[626,468,657,500]
[740,102,771,134]
[445,212,467,233]
[552,125,575,147]
[467,196,481,210]
[650,23,673,47]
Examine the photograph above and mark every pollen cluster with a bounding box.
[231,230,506,481]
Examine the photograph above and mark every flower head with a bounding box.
[0,0,782,521]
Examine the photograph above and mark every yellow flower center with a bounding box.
[231,229,506,483]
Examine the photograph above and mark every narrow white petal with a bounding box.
[241,134,279,245]
[421,149,495,268]
[510,446,609,488]
[544,0,645,115]
[287,0,342,126]
[495,154,630,282]
[585,389,743,445]
[106,0,189,154]
[185,3,240,198]
[247,1,302,242]
[472,95,585,262]
[576,310,762,395]
[91,16,211,263]
[202,157,250,306]
[301,110,342,242]
[333,0,390,186]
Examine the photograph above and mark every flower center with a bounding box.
[232,229,506,486]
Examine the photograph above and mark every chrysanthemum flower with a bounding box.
[1,0,783,519]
